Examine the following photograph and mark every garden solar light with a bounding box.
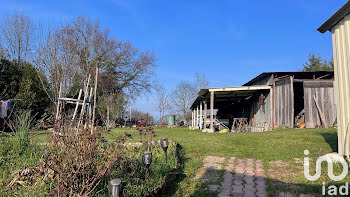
[160,138,169,163]
[142,151,152,168]
[108,178,123,197]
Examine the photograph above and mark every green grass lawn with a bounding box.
[107,127,346,196]
[1,127,348,196]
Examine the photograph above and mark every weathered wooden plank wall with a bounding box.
[274,76,294,128]
[304,81,336,128]
[247,89,272,131]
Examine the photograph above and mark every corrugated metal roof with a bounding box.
[243,71,334,86]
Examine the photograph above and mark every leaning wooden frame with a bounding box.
[54,67,99,136]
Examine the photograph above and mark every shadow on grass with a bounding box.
[320,132,338,152]
[162,144,187,196]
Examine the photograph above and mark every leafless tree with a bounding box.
[35,23,80,104]
[0,13,156,124]
[155,86,169,125]
[35,15,156,109]
[170,73,209,124]
[0,12,36,64]
[195,72,209,90]
[170,81,196,124]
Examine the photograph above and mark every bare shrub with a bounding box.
[45,124,125,196]
[136,121,157,151]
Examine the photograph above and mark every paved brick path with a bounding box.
[198,156,267,197]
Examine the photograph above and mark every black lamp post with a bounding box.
[160,138,169,163]
[142,151,152,168]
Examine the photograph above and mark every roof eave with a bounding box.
[318,1,350,33]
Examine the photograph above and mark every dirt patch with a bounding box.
[203,156,225,164]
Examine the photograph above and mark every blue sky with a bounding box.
[0,0,347,118]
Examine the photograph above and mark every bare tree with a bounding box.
[195,72,209,90]
[35,23,80,104]
[35,15,156,108]
[155,86,169,125]
[0,12,36,64]
[170,81,196,124]
[170,73,209,124]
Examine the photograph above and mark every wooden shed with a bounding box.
[190,71,335,132]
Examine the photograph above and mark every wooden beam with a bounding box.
[196,106,199,129]
[92,66,99,133]
[191,110,194,128]
[313,95,329,128]
[72,89,83,123]
[290,76,294,128]
[208,85,270,92]
[210,91,214,132]
[199,102,203,129]
[204,101,207,129]
[270,86,273,131]
[272,81,275,130]
[293,79,334,82]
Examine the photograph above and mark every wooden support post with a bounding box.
[192,110,194,129]
[204,101,207,129]
[272,81,275,130]
[78,74,91,129]
[195,106,198,128]
[210,91,214,132]
[199,102,203,129]
[55,82,62,121]
[192,109,196,129]
[270,87,273,131]
[92,66,99,133]
[107,105,110,129]
[290,76,294,128]
[72,89,83,125]
[194,110,196,128]
[88,87,93,125]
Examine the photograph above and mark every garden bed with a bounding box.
[107,140,180,197]
[0,133,180,197]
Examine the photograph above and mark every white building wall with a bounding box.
[331,14,350,155]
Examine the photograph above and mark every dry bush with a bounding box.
[136,121,157,151]
[45,124,125,196]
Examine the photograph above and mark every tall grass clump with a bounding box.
[8,111,35,155]
[0,111,44,195]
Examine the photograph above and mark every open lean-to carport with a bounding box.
[190,85,272,133]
